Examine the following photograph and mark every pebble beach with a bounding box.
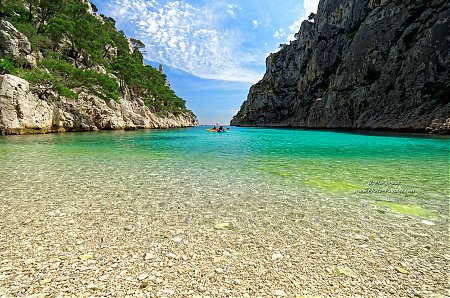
[0,128,448,297]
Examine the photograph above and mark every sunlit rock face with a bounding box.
[0,20,37,68]
[232,0,450,134]
[0,74,197,135]
[0,17,197,135]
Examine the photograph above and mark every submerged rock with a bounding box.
[214,222,235,231]
[395,266,410,275]
[79,254,94,261]
[376,202,436,219]
[336,266,357,278]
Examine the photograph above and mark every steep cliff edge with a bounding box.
[0,1,197,135]
[231,0,450,134]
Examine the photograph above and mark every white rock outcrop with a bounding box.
[0,74,197,135]
[0,20,36,68]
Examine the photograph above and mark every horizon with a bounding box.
[90,0,320,125]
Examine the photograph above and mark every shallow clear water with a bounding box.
[2,126,447,207]
[0,127,448,296]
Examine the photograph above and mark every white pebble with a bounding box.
[171,237,183,243]
[144,253,155,260]
[274,290,286,296]
[354,235,369,241]
[86,284,99,290]
[163,289,175,295]
[272,253,283,261]
[166,253,177,259]
[421,220,435,226]
[215,267,224,273]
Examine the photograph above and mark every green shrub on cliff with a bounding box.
[14,67,78,99]
[15,67,52,84]
[2,0,189,114]
[0,58,15,75]
[54,82,78,99]
[40,57,120,101]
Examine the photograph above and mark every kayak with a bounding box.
[206,129,227,133]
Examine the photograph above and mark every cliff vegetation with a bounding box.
[0,0,191,117]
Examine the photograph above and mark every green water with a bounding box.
[0,127,448,217]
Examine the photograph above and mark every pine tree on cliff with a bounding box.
[0,0,191,115]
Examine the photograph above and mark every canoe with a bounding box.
[206,129,227,133]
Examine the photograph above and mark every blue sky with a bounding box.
[91,0,319,125]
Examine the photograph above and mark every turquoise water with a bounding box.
[0,127,449,296]
[0,126,448,214]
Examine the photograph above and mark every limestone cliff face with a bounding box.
[0,20,36,69]
[231,0,450,133]
[0,19,197,135]
[0,74,197,135]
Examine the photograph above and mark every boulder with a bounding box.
[0,74,53,134]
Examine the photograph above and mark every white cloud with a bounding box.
[289,19,304,32]
[252,20,260,29]
[279,0,320,43]
[106,0,262,83]
[226,3,240,18]
[304,0,320,16]
[273,29,285,39]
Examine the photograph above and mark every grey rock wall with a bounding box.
[231,0,450,134]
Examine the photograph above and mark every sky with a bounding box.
[91,0,320,125]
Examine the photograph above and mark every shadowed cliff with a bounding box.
[231,0,450,134]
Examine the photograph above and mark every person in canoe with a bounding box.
[206,125,219,132]
[217,126,225,132]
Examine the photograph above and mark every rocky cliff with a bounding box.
[231,0,450,134]
[0,74,197,135]
[0,0,197,135]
